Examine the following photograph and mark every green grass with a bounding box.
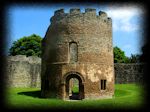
[72,85,79,93]
[5,84,145,110]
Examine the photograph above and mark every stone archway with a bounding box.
[62,72,85,100]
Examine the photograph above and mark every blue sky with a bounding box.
[6,3,145,57]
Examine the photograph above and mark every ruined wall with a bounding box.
[5,56,145,88]
[115,63,145,84]
[5,55,41,88]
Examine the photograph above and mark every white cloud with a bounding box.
[120,23,139,32]
[105,6,143,32]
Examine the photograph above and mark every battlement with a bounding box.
[52,8,111,24]
[70,8,81,14]
[85,8,96,15]
[54,8,109,17]
[54,9,64,15]
[54,8,100,15]
[99,11,107,19]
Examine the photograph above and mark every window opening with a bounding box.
[101,79,106,90]
[69,42,78,63]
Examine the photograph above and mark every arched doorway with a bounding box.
[63,72,84,100]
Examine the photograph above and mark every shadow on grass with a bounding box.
[17,90,41,98]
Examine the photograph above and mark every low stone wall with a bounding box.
[5,55,145,88]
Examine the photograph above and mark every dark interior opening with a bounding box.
[65,73,84,100]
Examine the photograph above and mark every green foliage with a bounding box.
[113,46,127,63]
[129,54,140,63]
[113,46,141,63]
[124,56,131,63]
[72,85,79,93]
[9,34,42,57]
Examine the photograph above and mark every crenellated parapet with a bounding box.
[70,8,80,14]
[85,8,96,15]
[51,8,112,24]
[54,9,64,15]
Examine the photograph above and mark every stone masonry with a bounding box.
[5,55,41,88]
[115,63,145,84]
[5,55,145,88]
[41,8,114,100]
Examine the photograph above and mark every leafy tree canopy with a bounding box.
[113,46,127,63]
[129,54,140,63]
[113,46,141,63]
[9,34,42,57]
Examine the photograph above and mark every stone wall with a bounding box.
[5,55,41,88]
[5,55,145,88]
[115,63,145,84]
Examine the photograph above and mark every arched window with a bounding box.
[69,42,78,63]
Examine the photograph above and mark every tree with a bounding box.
[113,46,127,63]
[124,56,131,63]
[129,54,140,63]
[9,34,42,57]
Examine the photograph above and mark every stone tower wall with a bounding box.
[41,8,114,99]
[43,8,113,64]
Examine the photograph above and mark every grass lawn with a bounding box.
[5,84,145,110]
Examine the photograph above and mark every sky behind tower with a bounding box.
[6,3,145,57]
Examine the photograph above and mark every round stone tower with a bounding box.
[41,8,114,100]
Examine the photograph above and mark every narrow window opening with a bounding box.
[101,79,106,90]
[104,80,106,90]
[101,80,103,90]
[69,42,78,63]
